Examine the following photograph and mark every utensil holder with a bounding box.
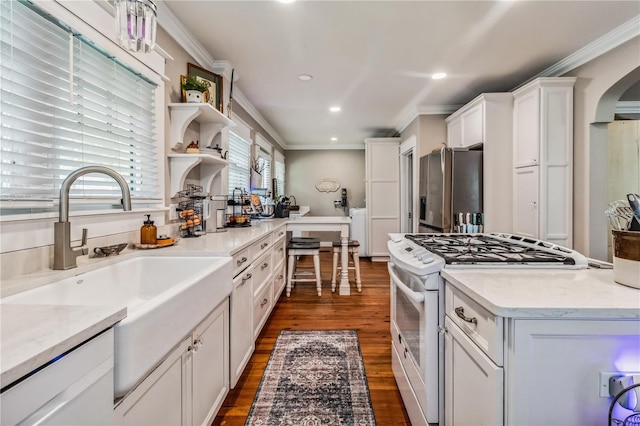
[612,230,640,289]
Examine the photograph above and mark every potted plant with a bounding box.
[182,75,208,103]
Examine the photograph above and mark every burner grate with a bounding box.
[405,234,576,265]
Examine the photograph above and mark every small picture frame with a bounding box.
[187,63,223,113]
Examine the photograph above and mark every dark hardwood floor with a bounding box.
[213,251,411,425]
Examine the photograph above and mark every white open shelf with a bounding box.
[168,103,235,151]
[167,153,228,197]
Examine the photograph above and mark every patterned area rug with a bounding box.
[246,330,376,425]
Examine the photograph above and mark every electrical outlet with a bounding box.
[169,204,178,220]
[600,371,640,397]
[601,372,620,397]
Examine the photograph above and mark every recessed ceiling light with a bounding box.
[329,106,341,113]
[432,72,447,80]
[331,137,338,141]
[298,74,313,81]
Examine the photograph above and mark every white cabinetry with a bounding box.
[446,94,513,233]
[444,317,503,426]
[447,102,484,148]
[1,329,115,426]
[230,226,286,388]
[115,300,229,426]
[230,248,254,388]
[512,77,576,247]
[444,281,639,425]
[365,138,400,261]
[167,103,235,197]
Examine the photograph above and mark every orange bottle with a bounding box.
[140,214,157,244]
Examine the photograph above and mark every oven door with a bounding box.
[388,262,440,424]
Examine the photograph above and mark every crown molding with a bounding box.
[286,143,365,151]
[156,1,287,148]
[514,15,640,90]
[395,104,461,133]
[156,1,216,69]
[616,101,640,114]
[232,90,288,149]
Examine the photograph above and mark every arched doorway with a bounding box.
[588,66,640,261]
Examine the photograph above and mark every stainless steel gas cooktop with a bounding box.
[405,233,587,267]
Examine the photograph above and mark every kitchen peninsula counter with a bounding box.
[442,267,640,319]
[0,218,286,387]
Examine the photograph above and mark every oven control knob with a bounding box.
[412,248,427,258]
[420,254,434,263]
[416,251,433,263]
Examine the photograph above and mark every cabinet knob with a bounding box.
[237,256,248,266]
[261,262,269,270]
[261,243,268,249]
[531,201,537,209]
[261,298,268,307]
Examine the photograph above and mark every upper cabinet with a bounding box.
[446,93,514,233]
[167,103,235,197]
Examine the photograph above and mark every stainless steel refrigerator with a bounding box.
[418,147,483,233]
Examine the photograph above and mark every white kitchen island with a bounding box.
[441,267,640,426]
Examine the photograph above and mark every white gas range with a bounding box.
[387,233,588,425]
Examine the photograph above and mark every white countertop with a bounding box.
[0,219,288,388]
[1,304,126,387]
[442,268,640,319]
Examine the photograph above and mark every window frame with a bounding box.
[0,0,166,253]
[0,0,165,217]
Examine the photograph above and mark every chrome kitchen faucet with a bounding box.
[53,166,132,270]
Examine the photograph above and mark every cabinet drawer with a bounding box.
[273,237,286,268]
[253,280,273,339]
[251,235,273,260]
[445,283,503,366]
[232,247,251,278]
[272,227,286,243]
[252,250,273,296]
[273,262,286,301]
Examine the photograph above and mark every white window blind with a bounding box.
[257,155,271,190]
[0,0,160,209]
[275,151,285,195]
[228,130,251,193]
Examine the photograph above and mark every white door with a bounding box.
[513,166,539,238]
[400,136,417,233]
[444,317,503,426]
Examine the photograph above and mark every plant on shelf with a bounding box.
[182,75,208,103]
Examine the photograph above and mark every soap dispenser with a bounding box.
[140,214,157,245]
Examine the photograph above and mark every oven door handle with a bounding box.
[388,262,425,305]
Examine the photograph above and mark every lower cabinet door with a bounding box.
[192,300,229,426]
[444,316,503,426]
[116,337,190,426]
[230,269,255,388]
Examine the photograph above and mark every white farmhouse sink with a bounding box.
[2,253,232,397]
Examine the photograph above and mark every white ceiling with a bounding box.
[161,1,640,149]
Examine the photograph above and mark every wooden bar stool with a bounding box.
[286,237,322,297]
[331,240,362,293]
